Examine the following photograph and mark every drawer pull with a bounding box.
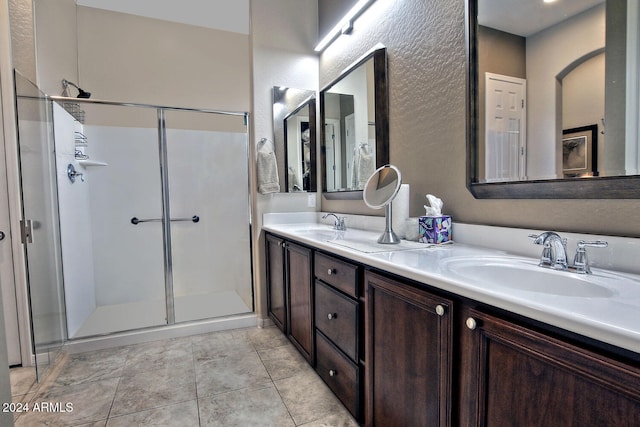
[327,268,336,275]
[466,317,477,330]
[327,313,337,320]
[329,369,337,377]
[435,304,446,316]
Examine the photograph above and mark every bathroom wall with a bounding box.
[319,0,640,238]
[33,0,78,95]
[75,6,249,112]
[250,0,318,318]
[8,0,36,82]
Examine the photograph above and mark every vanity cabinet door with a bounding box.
[265,234,286,332]
[286,242,314,363]
[460,308,640,427]
[365,271,453,427]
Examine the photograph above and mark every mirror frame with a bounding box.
[320,46,389,199]
[283,97,317,192]
[466,0,640,199]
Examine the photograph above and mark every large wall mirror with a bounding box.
[273,87,317,192]
[467,0,640,198]
[320,46,389,197]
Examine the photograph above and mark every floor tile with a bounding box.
[9,326,357,426]
[106,400,199,427]
[15,377,118,426]
[192,331,254,362]
[53,347,129,388]
[110,365,196,417]
[195,350,272,398]
[123,337,193,374]
[275,369,347,425]
[298,412,360,427]
[257,343,313,381]
[198,385,295,427]
[247,326,290,350]
[9,367,38,396]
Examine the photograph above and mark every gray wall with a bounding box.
[319,0,640,237]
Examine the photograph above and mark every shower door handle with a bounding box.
[131,215,200,225]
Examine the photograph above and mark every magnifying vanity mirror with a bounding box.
[363,164,402,244]
[273,87,317,192]
[467,0,640,198]
[321,46,389,198]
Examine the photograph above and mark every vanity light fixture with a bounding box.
[314,0,376,52]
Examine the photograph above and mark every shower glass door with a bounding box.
[68,103,167,338]
[14,73,66,379]
[164,110,253,323]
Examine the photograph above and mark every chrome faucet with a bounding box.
[529,231,568,270]
[529,232,608,274]
[322,213,346,231]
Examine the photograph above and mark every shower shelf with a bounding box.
[78,160,108,167]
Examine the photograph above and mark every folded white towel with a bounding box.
[257,140,279,194]
[358,150,375,187]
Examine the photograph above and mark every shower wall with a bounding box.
[53,103,96,338]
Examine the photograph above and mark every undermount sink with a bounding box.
[441,256,621,298]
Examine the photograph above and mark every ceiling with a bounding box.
[76,0,250,34]
[478,0,605,37]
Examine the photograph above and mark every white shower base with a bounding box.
[73,290,252,338]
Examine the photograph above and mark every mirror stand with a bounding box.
[378,204,400,244]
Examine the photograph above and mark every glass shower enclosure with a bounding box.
[51,99,254,339]
[14,72,253,379]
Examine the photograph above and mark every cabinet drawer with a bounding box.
[315,281,358,361]
[316,331,361,420]
[315,252,359,298]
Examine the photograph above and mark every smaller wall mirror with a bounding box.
[273,87,317,192]
[321,46,389,197]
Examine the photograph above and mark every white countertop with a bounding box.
[263,221,640,355]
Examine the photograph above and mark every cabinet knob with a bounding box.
[435,305,446,316]
[466,317,477,330]
[327,313,337,320]
[329,369,337,377]
[327,268,336,275]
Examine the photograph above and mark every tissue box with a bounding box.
[418,216,452,244]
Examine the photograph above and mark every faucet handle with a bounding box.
[573,240,608,274]
[577,240,608,249]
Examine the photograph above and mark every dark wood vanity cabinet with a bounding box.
[458,307,640,427]
[266,232,640,427]
[365,271,453,427]
[314,252,363,421]
[286,242,314,363]
[265,234,287,332]
[265,233,314,363]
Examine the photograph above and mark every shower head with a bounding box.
[62,79,91,99]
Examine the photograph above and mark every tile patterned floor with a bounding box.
[9,326,359,426]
